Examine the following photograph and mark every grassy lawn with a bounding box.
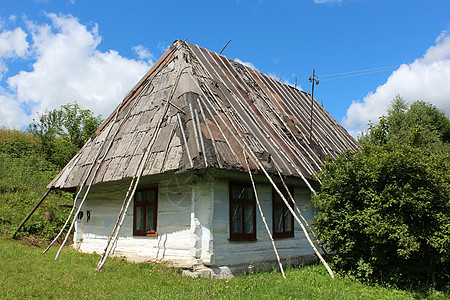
[1,238,446,299]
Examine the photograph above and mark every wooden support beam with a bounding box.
[244,152,286,279]
[96,60,186,272]
[13,188,53,239]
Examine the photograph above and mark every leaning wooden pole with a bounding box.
[199,85,334,277]
[96,62,186,272]
[13,188,53,239]
[257,163,334,278]
[276,171,328,257]
[244,152,286,279]
[42,191,80,254]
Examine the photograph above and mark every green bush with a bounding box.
[0,102,102,239]
[312,98,450,290]
[0,130,72,239]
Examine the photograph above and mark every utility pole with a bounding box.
[309,69,319,141]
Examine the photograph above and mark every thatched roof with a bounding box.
[49,40,359,190]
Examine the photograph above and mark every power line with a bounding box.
[320,65,401,77]
[319,64,402,81]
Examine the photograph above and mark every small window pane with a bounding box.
[274,190,290,203]
[285,209,292,231]
[136,193,145,203]
[135,206,143,231]
[145,191,155,202]
[232,204,242,233]
[274,205,283,233]
[244,204,254,234]
[146,205,154,231]
[136,190,155,203]
[232,185,253,200]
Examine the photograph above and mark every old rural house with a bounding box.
[45,40,359,277]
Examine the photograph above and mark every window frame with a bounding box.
[229,182,257,241]
[272,186,295,239]
[133,186,158,237]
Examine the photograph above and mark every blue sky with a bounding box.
[0,0,449,136]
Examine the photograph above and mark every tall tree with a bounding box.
[28,102,103,168]
[361,95,450,152]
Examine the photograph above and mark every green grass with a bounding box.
[1,238,447,299]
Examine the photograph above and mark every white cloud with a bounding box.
[234,58,258,71]
[267,72,299,89]
[0,88,25,128]
[0,27,29,79]
[0,13,152,129]
[343,31,450,137]
[132,44,154,63]
[157,41,169,52]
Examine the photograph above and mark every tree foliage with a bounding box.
[0,129,72,239]
[1,103,101,240]
[28,102,103,168]
[313,97,450,289]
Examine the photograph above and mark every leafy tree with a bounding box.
[313,97,450,290]
[361,96,450,152]
[28,102,103,167]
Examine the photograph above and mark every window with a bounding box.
[273,186,294,238]
[229,183,256,241]
[133,187,158,237]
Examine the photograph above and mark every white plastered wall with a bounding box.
[211,174,316,267]
[73,171,214,268]
[72,169,317,269]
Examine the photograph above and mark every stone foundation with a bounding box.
[182,254,318,279]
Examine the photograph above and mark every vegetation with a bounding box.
[313,97,450,290]
[1,237,437,300]
[1,102,102,239]
[1,99,448,298]
[0,128,73,239]
[28,102,103,168]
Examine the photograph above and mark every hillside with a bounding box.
[0,128,72,240]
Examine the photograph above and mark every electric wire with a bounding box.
[320,65,402,77]
[319,65,401,82]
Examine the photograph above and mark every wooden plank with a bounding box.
[162,145,183,172]
[185,120,199,160]
[152,125,175,152]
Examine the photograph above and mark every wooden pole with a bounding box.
[184,43,334,277]
[96,62,187,272]
[13,188,53,239]
[43,190,79,254]
[277,171,328,258]
[309,70,319,141]
[257,163,334,278]
[219,38,232,55]
[199,76,334,277]
[45,43,180,255]
[198,78,334,277]
[244,152,286,279]
[53,70,153,259]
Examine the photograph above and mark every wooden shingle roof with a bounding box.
[49,40,359,190]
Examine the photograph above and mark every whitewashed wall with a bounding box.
[73,169,317,269]
[74,171,211,268]
[212,175,316,267]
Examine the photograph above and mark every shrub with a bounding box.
[0,130,72,239]
[312,98,450,290]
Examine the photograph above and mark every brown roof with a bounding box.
[49,40,359,189]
